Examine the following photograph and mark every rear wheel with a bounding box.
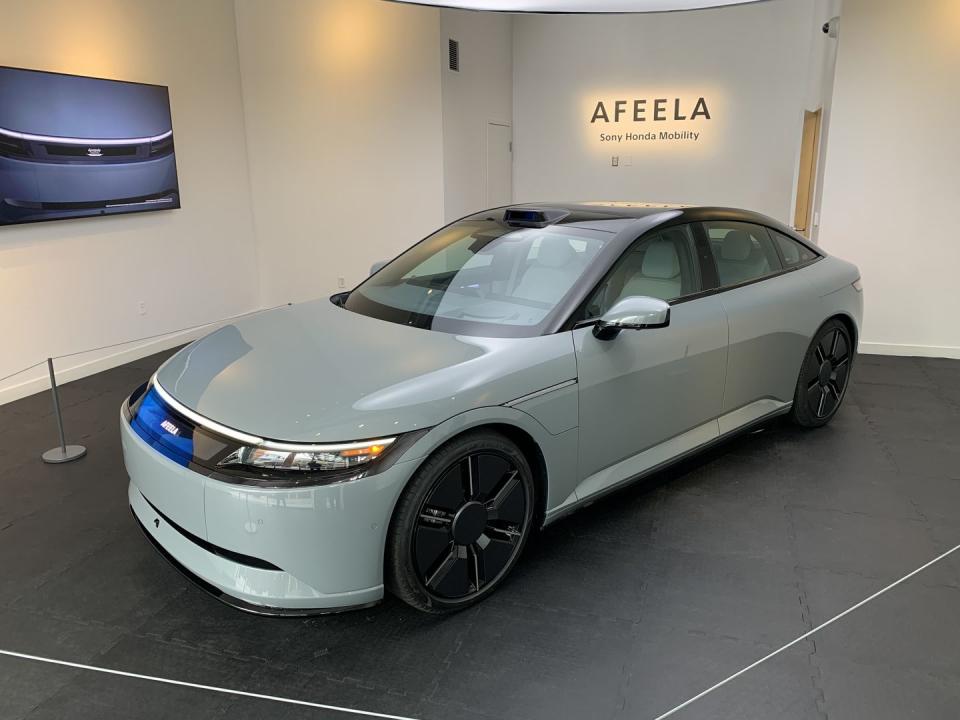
[386,430,534,613]
[791,319,853,428]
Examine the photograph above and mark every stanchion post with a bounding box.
[41,357,86,464]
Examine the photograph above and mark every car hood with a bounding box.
[155,298,577,442]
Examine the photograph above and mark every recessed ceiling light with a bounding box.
[391,0,762,13]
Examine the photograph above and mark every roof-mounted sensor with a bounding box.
[503,207,569,228]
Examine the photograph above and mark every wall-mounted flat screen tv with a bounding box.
[0,66,180,226]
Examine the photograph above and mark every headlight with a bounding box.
[218,438,396,474]
[131,376,423,488]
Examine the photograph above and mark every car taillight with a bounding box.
[852,278,863,292]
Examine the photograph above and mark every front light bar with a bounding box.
[152,376,263,445]
[0,125,173,146]
[153,375,396,456]
[145,375,403,486]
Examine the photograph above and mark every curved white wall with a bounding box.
[2,0,953,407]
[0,0,461,403]
[817,0,960,358]
[441,9,514,222]
[0,0,261,402]
[235,0,447,307]
[511,0,822,221]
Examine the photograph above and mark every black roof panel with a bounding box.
[494,201,799,237]
[463,202,807,248]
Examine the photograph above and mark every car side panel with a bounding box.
[804,255,864,341]
[573,295,729,495]
[508,380,578,435]
[718,255,862,416]
[820,283,863,345]
[803,254,861,298]
[717,267,821,413]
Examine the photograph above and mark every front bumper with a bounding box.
[121,409,417,614]
[0,154,178,223]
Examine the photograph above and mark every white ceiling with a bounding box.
[393,0,763,13]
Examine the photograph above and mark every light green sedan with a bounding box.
[122,203,862,614]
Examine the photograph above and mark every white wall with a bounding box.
[512,0,820,221]
[6,0,952,409]
[235,0,446,306]
[0,0,260,402]
[440,9,514,221]
[818,0,960,358]
[806,0,843,245]
[0,0,487,404]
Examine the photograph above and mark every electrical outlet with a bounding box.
[337,277,346,289]
[137,301,147,316]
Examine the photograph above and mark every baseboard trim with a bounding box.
[859,342,960,360]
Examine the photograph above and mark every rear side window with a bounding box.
[772,230,818,268]
[703,221,782,288]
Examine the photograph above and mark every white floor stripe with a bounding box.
[652,541,960,720]
[3,543,957,719]
[0,648,421,720]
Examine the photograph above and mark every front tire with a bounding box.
[386,430,535,613]
[791,318,853,428]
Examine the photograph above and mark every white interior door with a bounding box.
[486,122,512,208]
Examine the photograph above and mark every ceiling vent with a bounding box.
[448,39,460,72]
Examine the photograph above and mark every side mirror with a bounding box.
[593,296,670,341]
[369,260,389,276]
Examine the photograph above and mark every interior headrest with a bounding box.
[721,230,753,261]
[641,241,680,279]
[536,239,576,268]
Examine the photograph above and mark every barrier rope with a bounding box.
[0,302,290,386]
[0,360,46,385]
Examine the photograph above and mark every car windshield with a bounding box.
[343,219,612,337]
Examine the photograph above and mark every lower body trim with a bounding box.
[131,508,378,617]
[545,399,792,525]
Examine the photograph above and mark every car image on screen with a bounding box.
[0,66,180,226]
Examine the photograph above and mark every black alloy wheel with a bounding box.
[792,319,853,427]
[386,430,534,612]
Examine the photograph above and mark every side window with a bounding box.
[771,230,817,268]
[580,224,702,319]
[703,221,783,288]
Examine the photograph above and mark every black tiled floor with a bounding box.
[1,350,959,719]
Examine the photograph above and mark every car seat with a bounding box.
[715,230,770,285]
[620,240,682,301]
[513,239,581,304]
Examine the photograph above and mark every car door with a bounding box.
[699,221,818,433]
[572,224,728,500]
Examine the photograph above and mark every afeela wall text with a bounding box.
[0,66,180,227]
